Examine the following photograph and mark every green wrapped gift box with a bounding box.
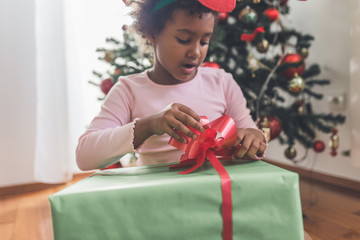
[49,161,304,240]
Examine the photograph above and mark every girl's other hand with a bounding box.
[232,128,267,159]
[150,103,205,143]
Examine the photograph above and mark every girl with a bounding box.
[76,0,267,171]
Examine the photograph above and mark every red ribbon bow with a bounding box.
[241,26,265,42]
[169,115,237,240]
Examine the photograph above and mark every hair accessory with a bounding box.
[153,0,179,11]
[153,0,236,12]
[198,0,235,12]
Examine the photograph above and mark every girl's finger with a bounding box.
[169,119,198,140]
[166,125,187,143]
[176,105,205,133]
[256,142,267,157]
[245,140,260,157]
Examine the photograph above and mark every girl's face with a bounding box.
[148,9,215,85]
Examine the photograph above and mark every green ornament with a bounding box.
[238,7,258,24]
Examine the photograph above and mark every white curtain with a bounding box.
[34,0,132,183]
[34,0,83,183]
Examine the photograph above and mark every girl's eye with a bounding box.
[200,41,209,46]
[176,38,191,44]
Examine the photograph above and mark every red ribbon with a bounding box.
[169,115,237,240]
[241,26,265,42]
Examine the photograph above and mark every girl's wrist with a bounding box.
[133,116,155,148]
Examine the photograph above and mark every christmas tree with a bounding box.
[90,0,345,163]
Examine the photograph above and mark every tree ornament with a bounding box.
[258,116,271,141]
[241,27,265,42]
[258,115,282,140]
[238,7,258,24]
[263,8,279,22]
[122,0,131,6]
[256,39,269,53]
[248,54,260,71]
[253,0,261,3]
[114,69,122,75]
[268,115,282,139]
[202,61,221,69]
[280,0,288,6]
[298,47,309,59]
[313,140,325,153]
[329,128,339,156]
[100,78,114,95]
[217,12,229,23]
[105,51,115,63]
[122,25,127,31]
[279,53,305,79]
[284,146,297,160]
[288,73,305,94]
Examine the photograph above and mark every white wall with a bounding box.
[0,0,359,187]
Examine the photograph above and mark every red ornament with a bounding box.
[258,116,282,140]
[217,12,229,23]
[279,53,305,79]
[263,8,279,22]
[268,116,282,140]
[202,61,221,69]
[122,0,130,6]
[313,140,325,153]
[100,78,114,95]
[331,128,338,135]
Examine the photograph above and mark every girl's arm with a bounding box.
[221,70,268,159]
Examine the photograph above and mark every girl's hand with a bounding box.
[232,128,267,159]
[149,103,205,143]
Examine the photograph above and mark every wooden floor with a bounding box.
[1,174,360,240]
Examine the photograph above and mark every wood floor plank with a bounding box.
[0,195,19,223]
[0,222,14,240]
[11,190,53,240]
[304,204,360,231]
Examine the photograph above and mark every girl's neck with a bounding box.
[148,61,197,85]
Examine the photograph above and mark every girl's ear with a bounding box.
[146,35,156,45]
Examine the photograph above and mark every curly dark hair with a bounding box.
[132,0,218,38]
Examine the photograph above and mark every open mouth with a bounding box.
[183,64,196,69]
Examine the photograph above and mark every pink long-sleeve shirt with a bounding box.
[76,67,259,169]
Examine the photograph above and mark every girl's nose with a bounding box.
[187,42,201,59]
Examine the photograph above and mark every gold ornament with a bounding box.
[288,73,305,94]
[259,116,271,141]
[298,47,309,59]
[253,0,261,3]
[248,54,260,71]
[284,146,297,160]
[256,39,269,53]
[105,51,115,63]
[238,7,258,23]
[329,128,339,156]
